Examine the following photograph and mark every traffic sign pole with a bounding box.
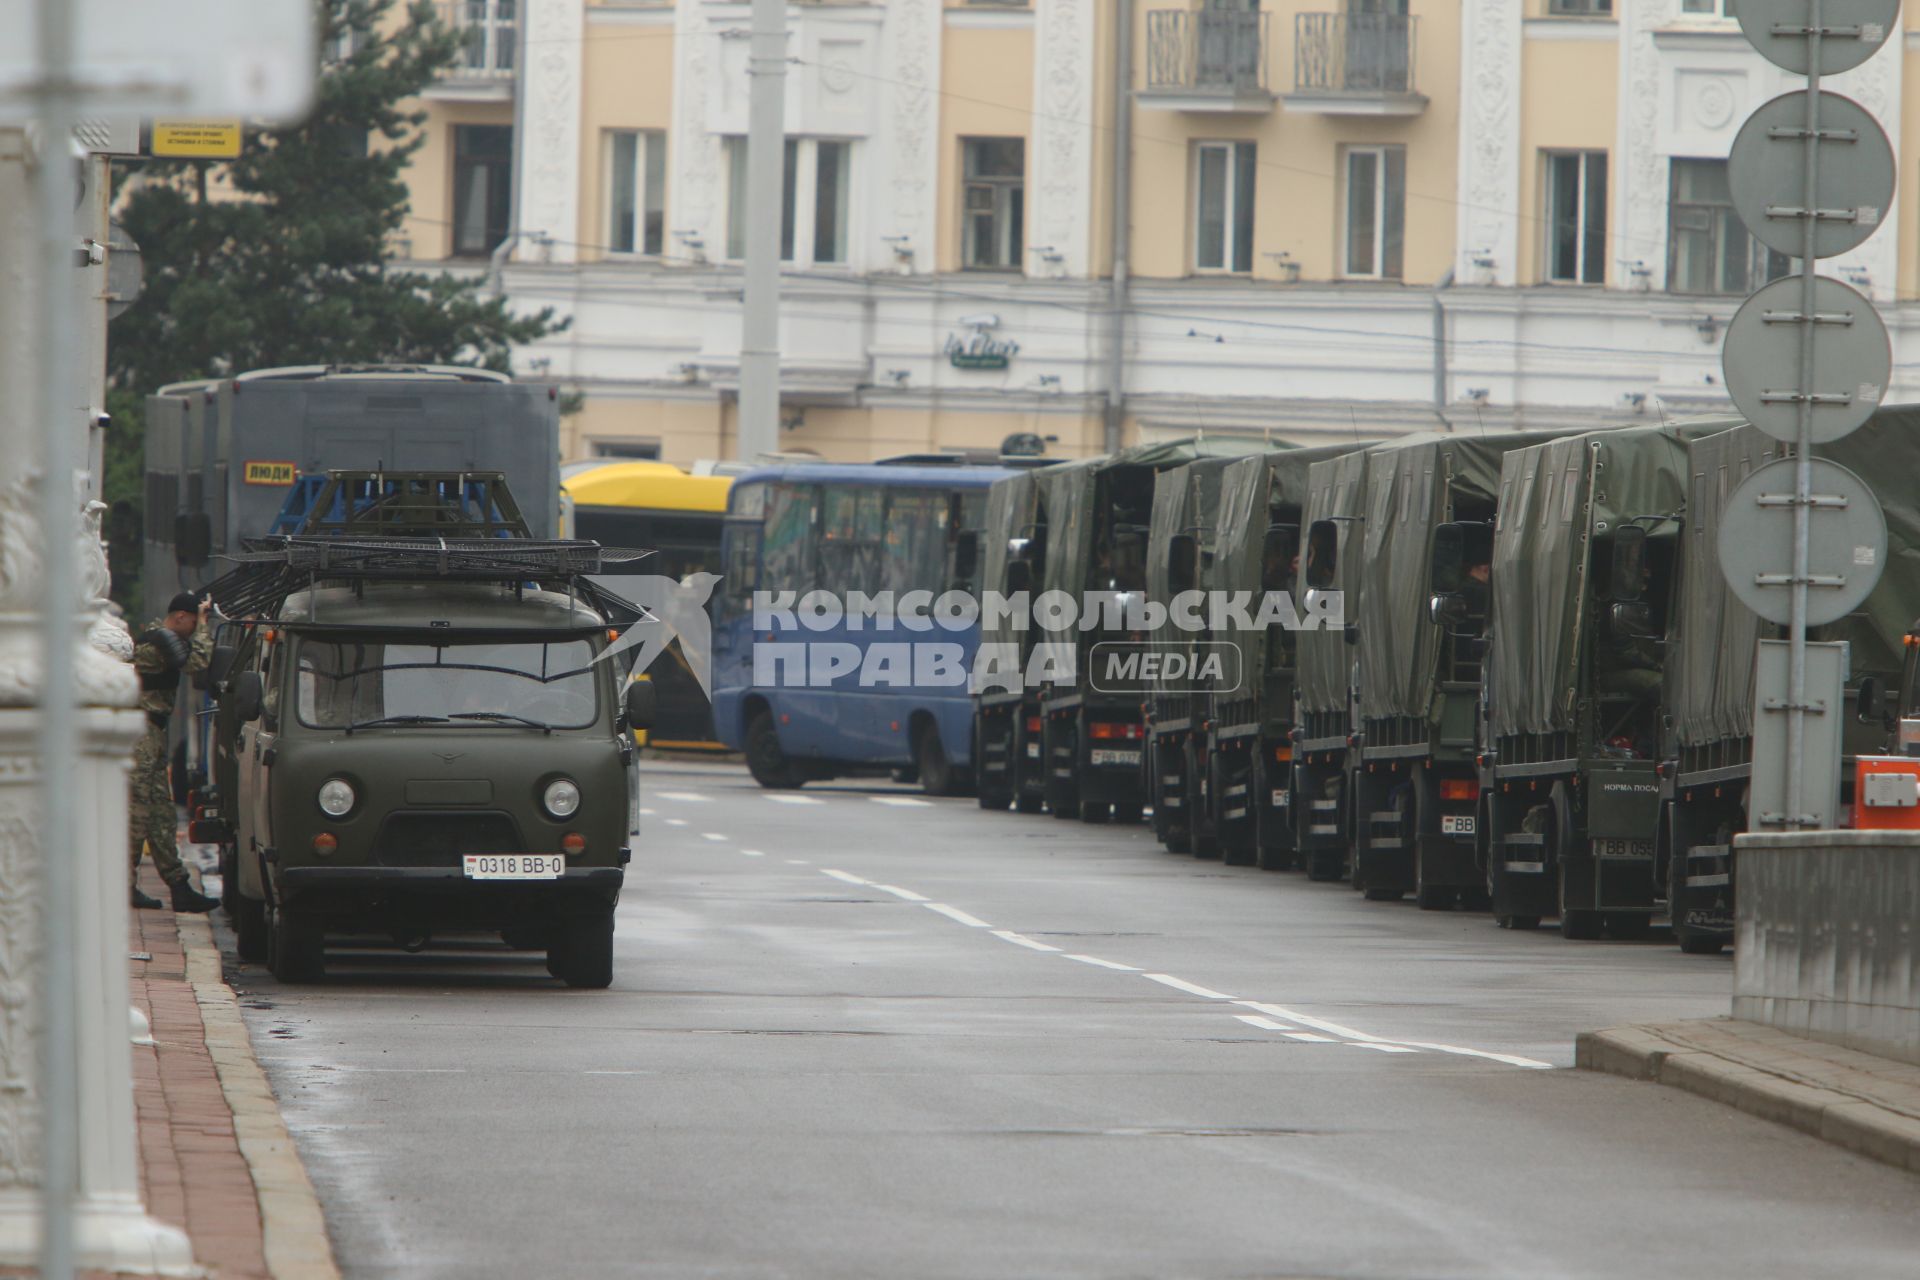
[1787,7,1824,829]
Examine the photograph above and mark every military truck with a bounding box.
[1032,439,1262,823]
[200,472,651,988]
[1661,408,1920,954]
[974,470,1052,813]
[1474,423,1715,939]
[1143,454,1248,855]
[1188,444,1365,867]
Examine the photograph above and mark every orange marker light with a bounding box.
[311,833,338,855]
[561,832,587,856]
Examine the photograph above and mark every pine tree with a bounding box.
[104,0,562,601]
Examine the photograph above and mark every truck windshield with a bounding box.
[294,638,601,730]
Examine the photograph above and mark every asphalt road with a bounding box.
[226,760,1920,1280]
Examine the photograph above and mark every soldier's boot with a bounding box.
[131,886,164,910]
[168,879,218,914]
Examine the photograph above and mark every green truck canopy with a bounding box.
[980,470,1044,656]
[1146,455,1245,703]
[1296,448,1373,718]
[1489,422,1728,740]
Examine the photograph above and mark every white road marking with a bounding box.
[924,903,991,928]
[1350,1043,1420,1054]
[1234,1000,1383,1043]
[991,930,1061,953]
[741,849,766,857]
[765,794,824,805]
[821,869,871,886]
[871,795,932,808]
[785,859,810,866]
[1144,973,1235,1000]
[1285,1032,1337,1044]
[1235,1000,1551,1069]
[1235,1014,1292,1032]
[700,832,728,843]
[1389,1041,1554,1070]
[873,884,928,901]
[656,791,710,803]
[1064,954,1141,971]
[583,1070,657,1076]
[637,807,656,817]
[662,818,689,828]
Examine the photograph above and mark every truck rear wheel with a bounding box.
[915,722,958,797]
[233,889,268,964]
[267,904,324,983]
[745,709,804,790]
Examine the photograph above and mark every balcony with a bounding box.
[1140,9,1274,114]
[1285,12,1426,116]
[430,0,516,101]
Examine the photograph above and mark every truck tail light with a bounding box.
[1025,717,1042,735]
[561,832,587,856]
[1088,722,1142,740]
[1439,779,1480,802]
[311,833,338,855]
[1274,746,1293,763]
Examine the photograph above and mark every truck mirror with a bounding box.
[1304,520,1338,590]
[1429,592,1470,633]
[1431,521,1493,594]
[1006,559,1033,594]
[1858,675,1887,725]
[1343,622,1359,646]
[624,678,657,732]
[1168,534,1199,595]
[951,531,979,587]
[174,511,213,568]
[1007,535,1032,565]
[229,670,263,724]
[1611,525,1648,602]
[1262,524,1298,593]
[207,644,238,688]
[1608,600,1658,641]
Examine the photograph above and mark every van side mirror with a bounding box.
[1608,600,1658,641]
[624,679,657,732]
[1168,533,1199,595]
[1262,524,1298,593]
[951,531,979,588]
[1006,559,1033,594]
[229,670,263,724]
[1611,524,1648,602]
[1430,592,1471,633]
[1432,521,1493,594]
[174,511,213,567]
[207,644,238,689]
[1304,520,1339,590]
[1859,675,1887,726]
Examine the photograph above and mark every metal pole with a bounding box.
[34,0,82,1271]
[1787,2,1824,827]
[1102,0,1134,457]
[738,0,787,463]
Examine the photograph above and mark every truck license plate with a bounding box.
[1090,749,1140,768]
[1440,815,1475,835]
[463,854,565,880]
[1026,742,1041,759]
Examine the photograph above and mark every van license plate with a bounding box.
[1440,815,1475,835]
[463,854,565,880]
[1090,749,1141,767]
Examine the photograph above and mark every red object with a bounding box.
[1025,716,1042,735]
[1439,778,1479,802]
[561,832,588,855]
[1087,721,1143,741]
[1853,757,1920,830]
[311,833,338,855]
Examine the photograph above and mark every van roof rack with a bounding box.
[272,470,534,539]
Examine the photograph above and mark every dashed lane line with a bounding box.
[991,930,1062,953]
[656,791,710,803]
[923,903,992,928]
[662,818,689,827]
[765,794,824,806]
[1144,973,1236,1000]
[821,869,871,886]
[741,849,766,857]
[1235,1014,1293,1032]
[1065,954,1142,972]
[785,859,811,866]
[701,832,729,843]
[873,884,928,902]
[871,796,933,808]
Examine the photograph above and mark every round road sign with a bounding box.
[1717,456,1887,627]
[1727,91,1893,260]
[1722,275,1889,445]
[1737,0,1899,76]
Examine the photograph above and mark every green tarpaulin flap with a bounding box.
[979,471,1041,654]
[1297,448,1372,717]
[1146,456,1241,700]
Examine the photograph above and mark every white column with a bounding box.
[667,0,725,264]
[0,127,193,1276]
[518,0,585,263]
[1613,0,1679,294]
[878,0,942,275]
[1031,0,1097,279]
[1455,0,1522,286]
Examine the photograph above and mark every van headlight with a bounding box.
[317,777,356,818]
[543,778,581,819]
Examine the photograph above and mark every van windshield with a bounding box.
[295,637,601,730]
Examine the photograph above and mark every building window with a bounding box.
[1549,0,1612,13]
[607,130,667,256]
[1544,151,1607,285]
[1668,157,1791,295]
[962,138,1025,271]
[1342,145,1405,280]
[455,0,518,74]
[726,137,852,266]
[1680,0,1734,15]
[452,125,513,257]
[1194,141,1256,273]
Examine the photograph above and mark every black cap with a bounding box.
[166,592,201,617]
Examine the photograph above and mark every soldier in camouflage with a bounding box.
[129,591,220,912]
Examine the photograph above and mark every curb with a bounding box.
[176,913,342,1280]
[1577,1023,1920,1177]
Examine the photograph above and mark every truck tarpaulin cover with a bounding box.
[980,471,1042,656]
[1489,423,1719,740]
[1213,444,1370,706]
[1296,448,1372,717]
[1669,406,1920,750]
[1356,430,1572,725]
[1147,456,1242,704]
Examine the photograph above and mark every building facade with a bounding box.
[395,0,1920,466]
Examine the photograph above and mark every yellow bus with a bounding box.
[562,461,734,750]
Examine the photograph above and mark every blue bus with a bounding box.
[712,464,1011,793]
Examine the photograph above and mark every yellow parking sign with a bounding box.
[151,121,243,159]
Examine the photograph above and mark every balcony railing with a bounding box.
[1293,12,1417,97]
[438,0,516,80]
[1145,9,1271,100]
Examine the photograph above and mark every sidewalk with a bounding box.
[2,863,338,1280]
[1578,1017,1920,1176]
